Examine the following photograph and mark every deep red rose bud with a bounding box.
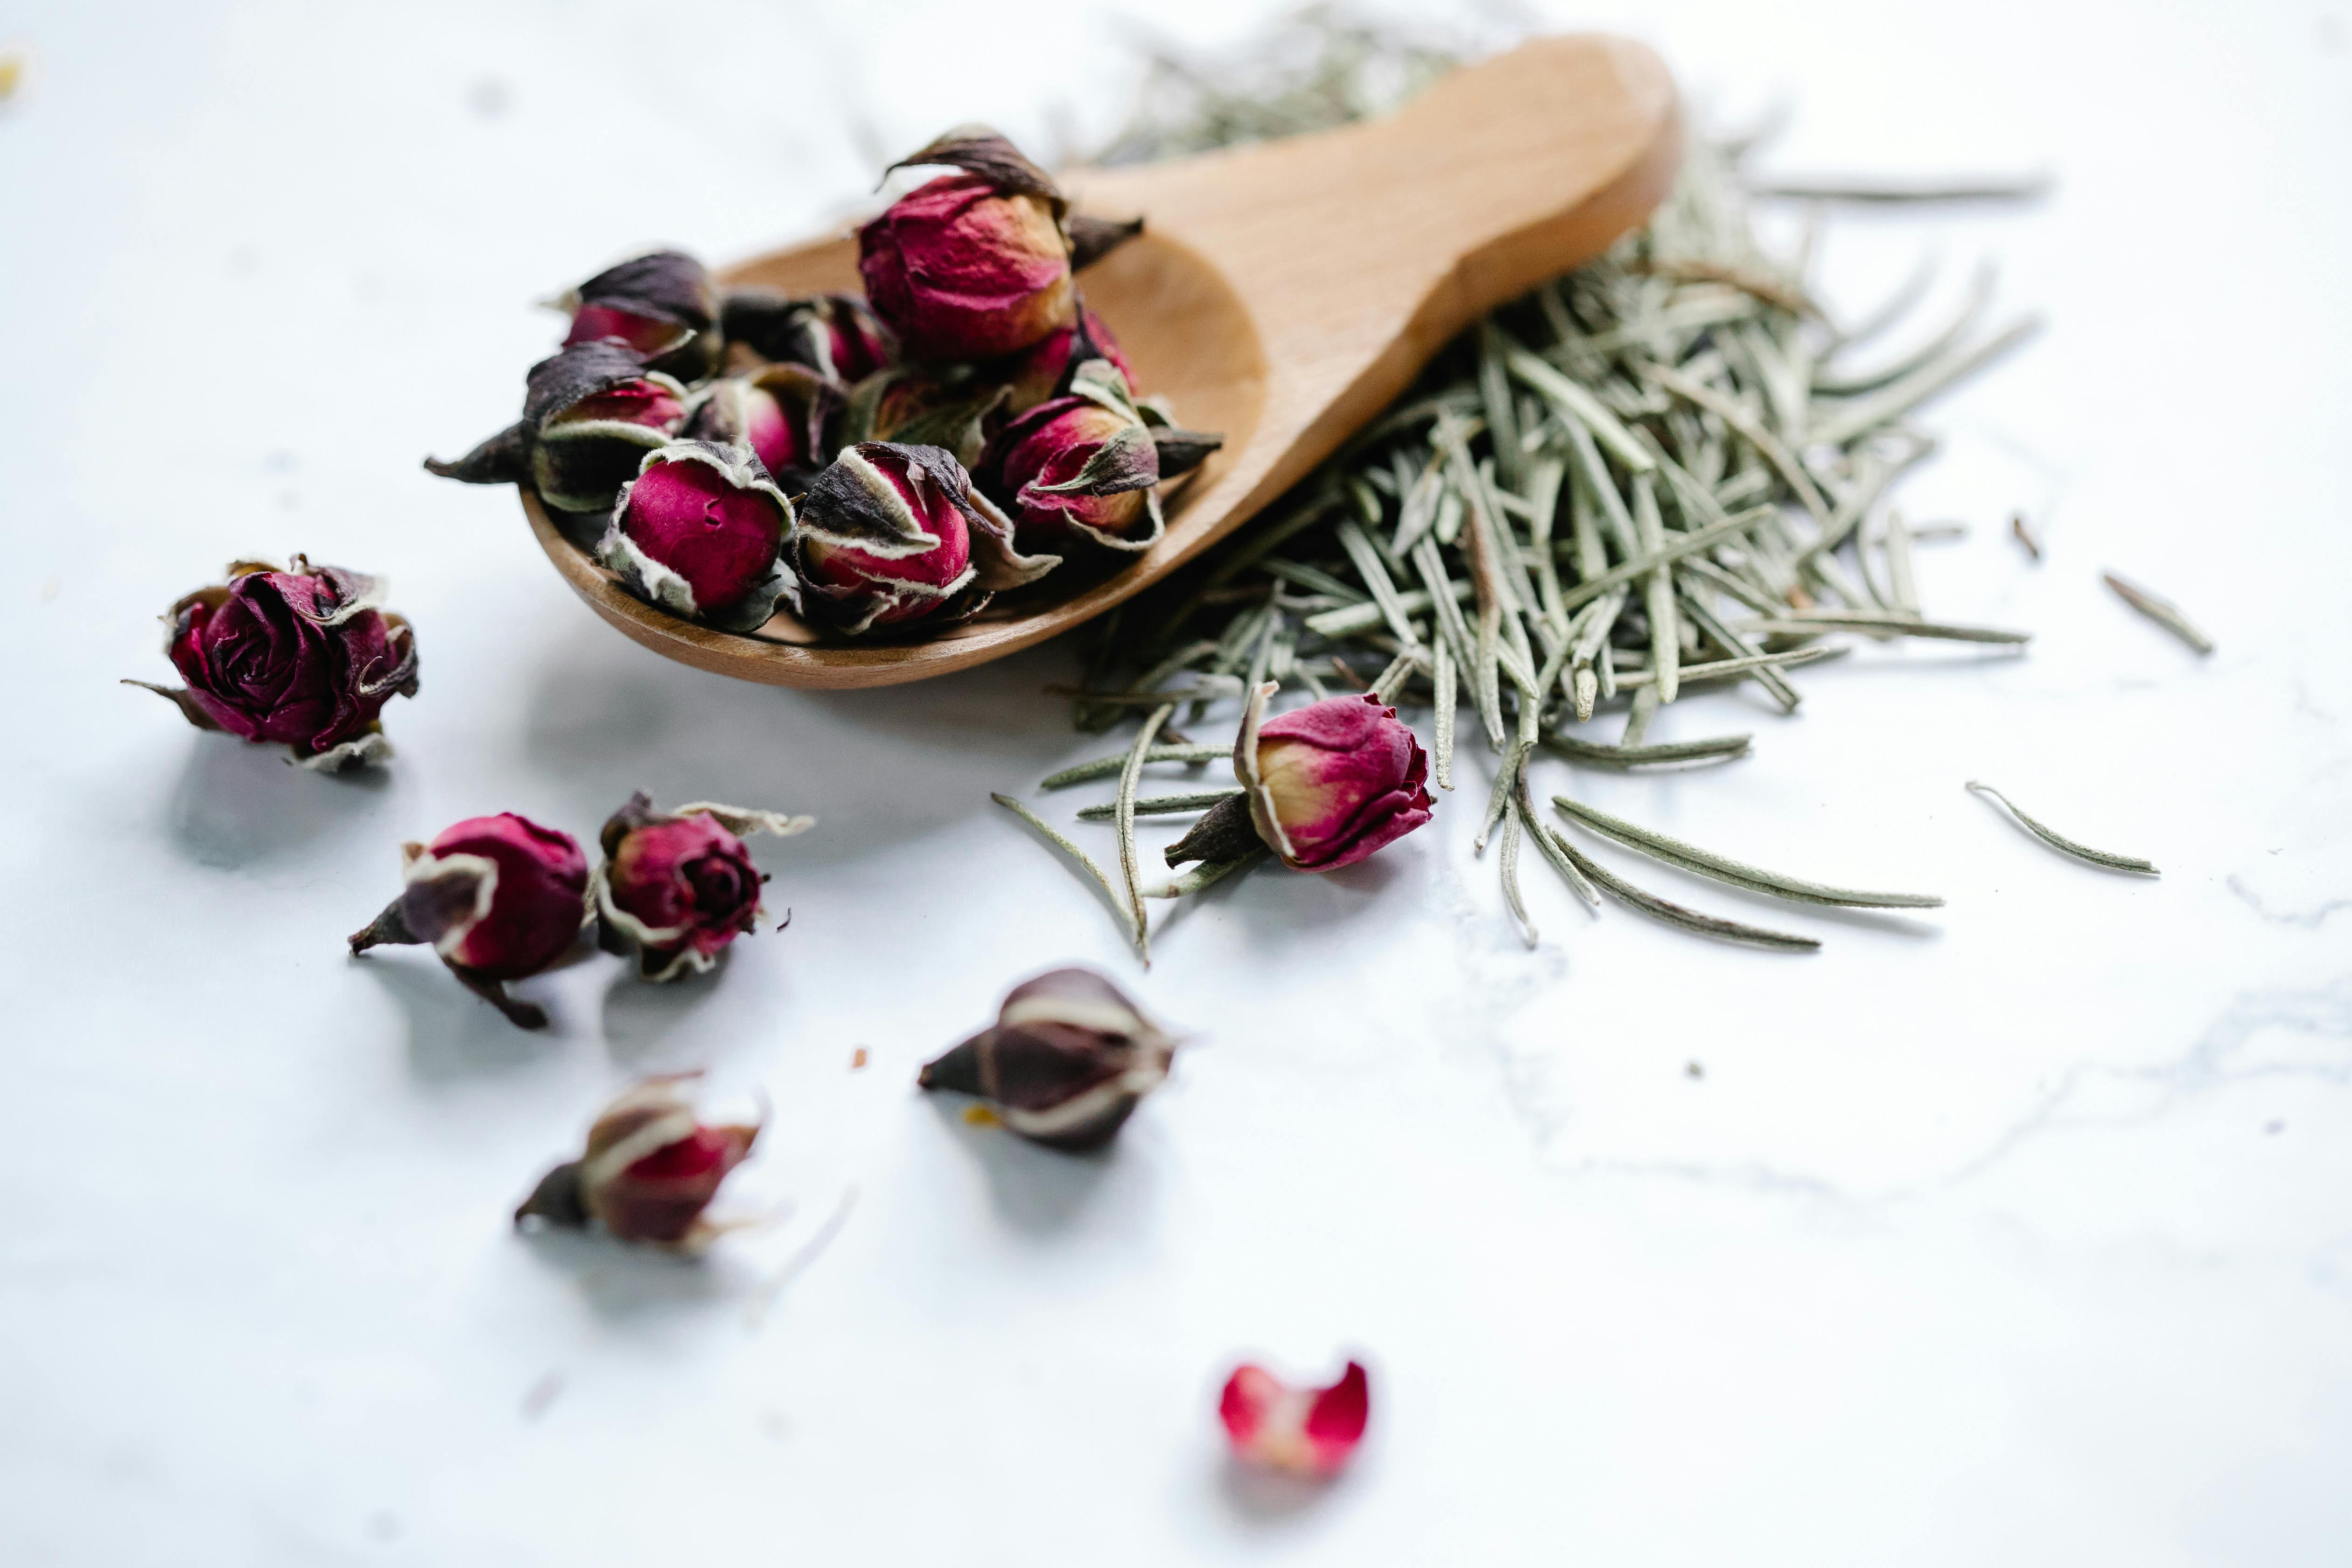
[1168,684,1434,873]
[1219,1360,1370,1478]
[1001,307,1134,416]
[859,132,1077,364]
[918,967,1175,1150]
[789,441,1055,634]
[595,441,797,632]
[593,793,813,982]
[126,556,419,770]
[514,1075,760,1249]
[426,341,689,515]
[555,249,718,381]
[347,812,588,1029]
[685,364,837,485]
[719,289,896,384]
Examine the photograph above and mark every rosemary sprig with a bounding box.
[1553,795,1943,909]
[1043,743,1228,789]
[1076,789,1243,820]
[1966,782,2159,875]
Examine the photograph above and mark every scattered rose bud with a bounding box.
[594,441,797,632]
[555,249,719,382]
[684,364,837,487]
[719,289,896,384]
[514,1074,760,1249]
[1168,684,1434,873]
[593,793,813,982]
[917,967,1174,1150]
[1001,305,1134,416]
[348,813,588,1029]
[789,441,1054,634]
[426,341,689,515]
[1219,1360,1370,1478]
[125,556,419,770]
[858,127,1076,363]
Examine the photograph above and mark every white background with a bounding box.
[2,1,2348,1563]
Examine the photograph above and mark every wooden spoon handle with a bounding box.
[1067,34,1680,517]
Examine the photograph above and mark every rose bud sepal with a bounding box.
[788,441,1057,636]
[1168,683,1434,873]
[593,793,814,982]
[1219,1359,1371,1478]
[553,249,719,382]
[347,812,590,1029]
[1067,212,1144,271]
[918,967,1176,1151]
[683,364,838,488]
[125,556,419,771]
[595,441,798,633]
[515,1074,762,1251]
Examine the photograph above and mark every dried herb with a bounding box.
[1966,782,2159,875]
[2103,571,2214,655]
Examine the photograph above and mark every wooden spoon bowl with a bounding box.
[525,32,1680,688]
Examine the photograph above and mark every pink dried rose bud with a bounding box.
[1001,306,1134,416]
[1219,1360,1370,1478]
[720,289,896,384]
[684,364,837,486]
[789,441,1056,635]
[555,249,719,382]
[514,1075,761,1249]
[918,967,1175,1150]
[426,340,689,515]
[348,812,589,1029]
[858,127,1078,363]
[1168,684,1434,874]
[126,556,419,771]
[594,441,797,632]
[593,793,813,982]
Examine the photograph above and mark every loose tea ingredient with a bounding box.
[594,795,814,982]
[918,967,1176,1149]
[2103,570,2214,655]
[515,1074,760,1249]
[1218,1358,1371,1478]
[1965,781,2159,875]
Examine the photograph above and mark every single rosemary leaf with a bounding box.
[1335,517,1423,648]
[1633,474,1680,704]
[1620,683,1660,747]
[1499,809,1537,948]
[1503,344,1657,472]
[1516,768,1599,907]
[1617,644,1843,686]
[1678,580,1799,710]
[1814,261,1993,396]
[1752,174,2053,203]
[1142,847,1268,899]
[2102,571,2214,655]
[992,794,1138,943]
[1115,706,1176,960]
[1043,743,1230,789]
[1806,316,2042,447]
[1545,827,1820,950]
[1077,788,1244,820]
[1474,739,1527,856]
[1432,633,1458,791]
[1966,782,2159,875]
[1553,795,1943,909]
[1541,731,1752,768]
[1738,613,2030,645]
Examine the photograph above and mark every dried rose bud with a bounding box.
[1001,306,1134,416]
[514,1075,760,1249]
[555,249,719,382]
[918,967,1174,1150]
[788,441,1055,635]
[347,812,588,1029]
[858,127,1076,363]
[840,368,1008,471]
[594,441,797,632]
[426,341,689,516]
[719,289,896,384]
[593,793,813,982]
[125,556,419,771]
[984,358,1220,553]
[684,364,837,487]
[1168,685,1434,874]
[1219,1360,1370,1477]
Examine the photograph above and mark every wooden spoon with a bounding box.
[524,32,1680,688]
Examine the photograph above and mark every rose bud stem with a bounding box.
[124,555,419,771]
[917,967,1176,1150]
[592,794,814,982]
[348,813,590,1029]
[514,1074,762,1250]
[1169,683,1434,874]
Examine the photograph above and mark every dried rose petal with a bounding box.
[348,812,589,1029]
[1218,1360,1370,1477]
[514,1075,760,1248]
[593,793,812,982]
[1168,685,1434,874]
[126,556,419,770]
[595,441,797,632]
[555,249,718,381]
[787,441,1055,635]
[917,967,1175,1150]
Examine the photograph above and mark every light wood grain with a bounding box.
[525,32,1681,688]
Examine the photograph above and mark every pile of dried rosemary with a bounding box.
[1000,9,2050,955]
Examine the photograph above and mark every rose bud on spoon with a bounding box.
[553,248,719,382]
[718,289,895,384]
[348,813,589,1029]
[594,441,797,633]
[427,340,689,516]
[514,1074,761,1250]
[593,794,813,983]
[683,363,838,488]
[125,556,418,772]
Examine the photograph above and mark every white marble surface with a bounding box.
[3,1,2349,1562]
